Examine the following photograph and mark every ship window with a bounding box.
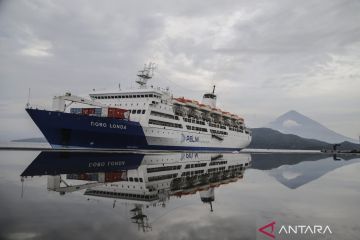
[142,110,145,114]
[129,95,133,98]
[137,109,141,114]
[137,95,140,98]
[145,94,149,98]
[149,119,183,129]
[132,110,136,114]
[129,177,133,181]
[125,95,129,98]
[134,178,139,182]
[150,111,175,119]
[204,94,216,99]
[150,94,153,97]
[141,95,144,97]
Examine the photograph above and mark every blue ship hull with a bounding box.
[21,152,144,176]
[26,108,241,152]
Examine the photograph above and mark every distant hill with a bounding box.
[249,128,360,150]
[12,137,47,143]
[267,110,356,143]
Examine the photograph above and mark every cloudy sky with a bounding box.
[0,0,359,141]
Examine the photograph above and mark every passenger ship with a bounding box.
[26,63,252,151]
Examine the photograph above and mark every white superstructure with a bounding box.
[82,63,252,150]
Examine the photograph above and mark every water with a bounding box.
[0,150,359,240]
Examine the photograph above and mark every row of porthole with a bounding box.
[116,102,147,107]
[92,94,160,99]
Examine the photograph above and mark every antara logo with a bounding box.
[258,221,332,239]
[258,221,276,239]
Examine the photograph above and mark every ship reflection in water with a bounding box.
[21,152,251,232]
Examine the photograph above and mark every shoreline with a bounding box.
[0,146,359,155]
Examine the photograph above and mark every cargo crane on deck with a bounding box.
[52,92,109,112]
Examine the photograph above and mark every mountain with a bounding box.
[249,128,360,150]
[267,110,357,143]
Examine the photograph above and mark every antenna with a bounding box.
[212,85,216,94]
[21,177,24,198]
[26,88,31,107]
[131,205,152,232]
[136,62,157,88]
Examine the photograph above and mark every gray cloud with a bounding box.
[0,0,359,140]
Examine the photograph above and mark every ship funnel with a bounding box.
[200,188,215,212]
[202,85,217,108]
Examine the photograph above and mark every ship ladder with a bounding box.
[211,134,224,141]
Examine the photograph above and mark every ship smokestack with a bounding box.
[202,85,217,108]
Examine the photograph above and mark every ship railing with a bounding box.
[25,104,51,111]
[244,128,252,135]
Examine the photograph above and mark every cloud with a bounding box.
[282,119,301,129]
[0,0,360,140]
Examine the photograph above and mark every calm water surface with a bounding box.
[0,150,359,240]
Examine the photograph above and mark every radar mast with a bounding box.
[136,62,157,88]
